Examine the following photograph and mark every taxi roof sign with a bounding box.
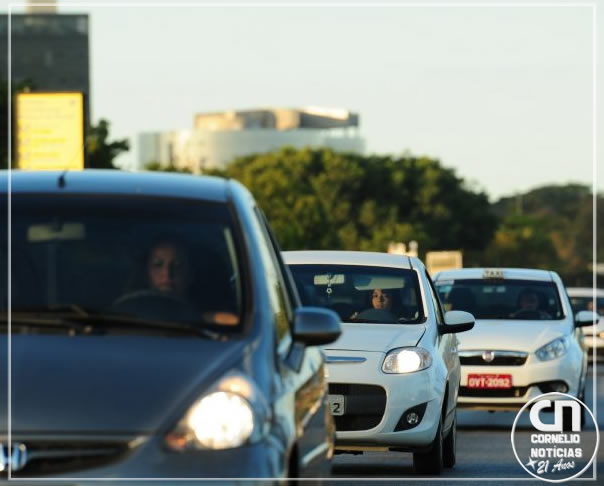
[16,92,85,171]
[483,269,504,279]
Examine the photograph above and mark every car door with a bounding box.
[252,208,332,478]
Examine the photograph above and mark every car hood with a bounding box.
[456,319,571,353]
[2,334,247,434]
[323,322,426,352]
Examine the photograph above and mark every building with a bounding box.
[138,107,365,173]
[0,1,90,111]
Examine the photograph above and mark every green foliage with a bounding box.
[483,213,560,269]
[212,147,497,253]
[486,184,601,286]
[144,161,192,174]
[86,119,129,169]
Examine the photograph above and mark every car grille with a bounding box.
[459,386,529,398]
[329,383,386,432]
[2,439,135,477]
[459,351,528,366]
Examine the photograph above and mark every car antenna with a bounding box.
[57,170,68,188]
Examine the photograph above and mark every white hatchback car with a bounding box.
[567,287,604,359]
[433,268,596,413]
[283,251,475,475]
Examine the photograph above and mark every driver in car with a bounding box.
[510,288,551,319]
[112,237,197,320]
[147,239,192,296]
[350,288,397,321]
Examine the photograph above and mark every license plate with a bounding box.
[467,374,512,389]
[329,394,345,416]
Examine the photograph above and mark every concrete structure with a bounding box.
[0,8,90,108]
[138,108,365,173]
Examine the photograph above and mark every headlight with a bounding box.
[535,336,569,361]
[382,347,432,374]
[165,374,270,451]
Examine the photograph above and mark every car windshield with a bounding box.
[435,279,564,320]
[569,296,604,316]
[288,264,424,324]
[3,195,245,334]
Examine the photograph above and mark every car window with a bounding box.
[569,296,604,316]
[251,208,293,349]
[6,195,246,334]
[288,264,424,324]
[435,278,564,320]
[425,271,445,325]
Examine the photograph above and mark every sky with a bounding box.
[4,0,603,200]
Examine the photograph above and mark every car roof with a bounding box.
[434,267,555,282]
[566,287,604,297]
[283,250,417,270]
[3,170,230,203]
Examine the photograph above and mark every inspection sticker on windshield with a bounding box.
[329,395,345,416]
[468,373,512,389]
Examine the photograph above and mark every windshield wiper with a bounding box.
[3,308,227,340]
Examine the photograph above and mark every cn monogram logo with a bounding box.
[530,399,582,432]
[0,443,28,472]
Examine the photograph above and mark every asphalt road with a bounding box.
[328,364,604,485]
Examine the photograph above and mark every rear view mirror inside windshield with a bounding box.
[28,222,85,242]
[314,274,345,285]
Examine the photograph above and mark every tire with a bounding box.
[443,411,457,468]
[413,417,444,475]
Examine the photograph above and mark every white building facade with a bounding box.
[138,108,365,173]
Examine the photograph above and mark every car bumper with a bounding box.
[458,348,584,410]
[583,334,604,350]
[1,436,287,484]
[325,350,443,451]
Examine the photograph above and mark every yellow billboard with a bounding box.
[16,92,85,171]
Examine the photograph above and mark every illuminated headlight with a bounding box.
[382,347,432,374]
[166,391,257,450]
[536,336,569,361]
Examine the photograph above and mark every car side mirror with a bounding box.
[575,310,599,327]
[442,310,475,334]
[293,307,341,345]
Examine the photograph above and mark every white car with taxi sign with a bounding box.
[433,268,595,413]
[283,251,475,475]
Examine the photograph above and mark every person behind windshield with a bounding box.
[510,288,550,319]
[350,288,396,320]
[371,288,392,311]
[147,239,192,297]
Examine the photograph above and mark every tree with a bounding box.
[486,184,602,286]
[144,161,192,174]
[210,147,498,254]
[86,119,129,169]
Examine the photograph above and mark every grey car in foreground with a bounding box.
[0,170,340,484]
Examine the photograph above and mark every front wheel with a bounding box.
[413,417,444,475]
[443,411,456,468]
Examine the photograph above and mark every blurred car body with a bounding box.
[284,251,474,475]
[433,268,592,412]
[567,287,604,359]
[0,170,341,483]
